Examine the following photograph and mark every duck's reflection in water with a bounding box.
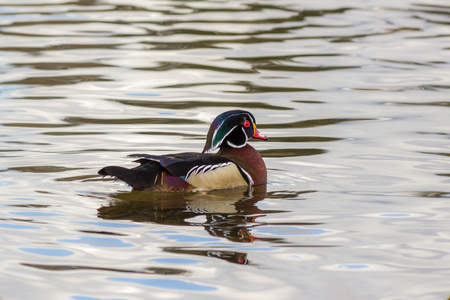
[98,186,324,264]
[98,185,281,243]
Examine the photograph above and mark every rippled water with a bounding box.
[1,0,450,299]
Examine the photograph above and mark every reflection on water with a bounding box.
[98,186,267,223]
[98,185,302,245]
[97,186,326,265]
[1,0,450,299]
[23,262,190,276]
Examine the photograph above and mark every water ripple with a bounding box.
[1,1,450,299]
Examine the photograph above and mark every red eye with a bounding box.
[243,120,251,127]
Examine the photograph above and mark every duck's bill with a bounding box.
[253,126,268,140]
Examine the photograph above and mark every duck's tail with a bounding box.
[98,160,165,191]
[99,159,192,191]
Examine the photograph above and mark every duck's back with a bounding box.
[100,152,250,191]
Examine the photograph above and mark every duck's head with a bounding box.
[202,110,268,153]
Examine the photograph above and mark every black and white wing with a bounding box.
[129,153,252,190]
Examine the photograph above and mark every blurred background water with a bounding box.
[1,0,450,299]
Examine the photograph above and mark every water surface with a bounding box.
[1,0,450,299]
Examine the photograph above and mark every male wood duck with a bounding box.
[98,110,268,191]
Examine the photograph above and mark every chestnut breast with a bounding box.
[218,144,267,186]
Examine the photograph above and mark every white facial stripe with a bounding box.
[212,124,237,151]
[247,113,255,124]
[210,120,225,149]
[226,140,245,148]
[211,111,248,148]
[241,126,248,138]
[225,126,250,149]
[209,112,256,152]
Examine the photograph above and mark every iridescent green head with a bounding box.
[202,110,268,153]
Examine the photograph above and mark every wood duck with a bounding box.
[98,110,268,191]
